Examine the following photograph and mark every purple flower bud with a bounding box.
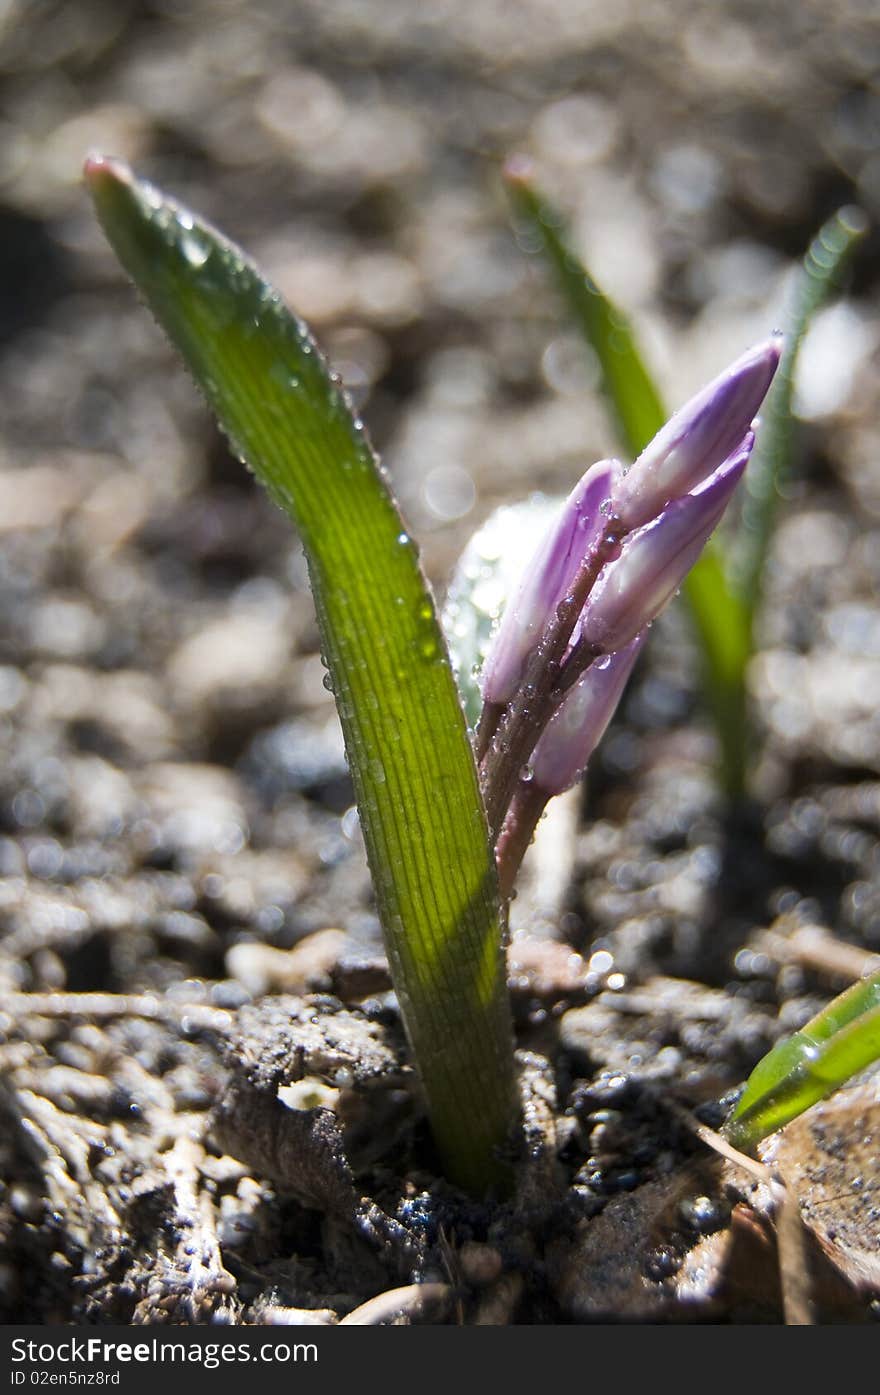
[612,338,781,532]
[482,458,619,705]
[531,633,646,794]
[579,439,751,655]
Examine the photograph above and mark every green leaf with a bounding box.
[732,206,868,616]
[681,544,752,800]
[86,157,516,1193]
[724,968,880,1153]
[442,494,562,729]
[504,161,666,459]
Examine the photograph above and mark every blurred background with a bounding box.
[5,1,880,532]
[0,0,879,990]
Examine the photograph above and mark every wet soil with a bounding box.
[1,0,880,1324]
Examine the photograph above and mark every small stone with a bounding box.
[458,1241,503,1287]
[137,763,248,858]
[278,1077,341,1112]
[507,936,587,1001]
[677,1194,729,1234]
[256,1305,338,1326]
[168,612,291,708]
[226,929,347,997]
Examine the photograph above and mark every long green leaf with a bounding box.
[504,161,665,458]
[732,205,868,615]
[724,968,880,1153]
[681,543,752,799]
[86,157,515,1193]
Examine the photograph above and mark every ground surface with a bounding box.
[1,0,880,1323]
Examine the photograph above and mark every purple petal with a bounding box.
[482,458,619,705]
[612,337,780,531]
[531,633,646,794]
[579,438,752,654]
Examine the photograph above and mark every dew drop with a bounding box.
[180,230,210,269]
[797,1038,822,1066]
[397,532,410,546]
[341,805,361,840]
[520,764,535,783]
[269,360,300,390]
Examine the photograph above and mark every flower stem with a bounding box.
[495,781,552,900]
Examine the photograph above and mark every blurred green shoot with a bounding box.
[86,156,516,1195]
[724,966,880,1153]
[505,160,867,799]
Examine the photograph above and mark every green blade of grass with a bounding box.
[504,159,666,458]
[86,156,516,1193]
[681,542,753,799]
[732,205,868,617]
[724,968,880,1153]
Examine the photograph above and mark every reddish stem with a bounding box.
[495,781,552,901]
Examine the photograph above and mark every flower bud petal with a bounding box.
[612,337,780,531]
[580,439,751,654]
[482,458,619,705]
[532,633,646,794]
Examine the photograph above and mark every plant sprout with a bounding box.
[504,159,867,800]
[85,155,871,1191]
[501,162,880,1153]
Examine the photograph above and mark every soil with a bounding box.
[1,0,880,1325]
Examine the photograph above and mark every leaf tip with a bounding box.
[501,153,535,190]
[836,204,869,239]
[83,152,132,191]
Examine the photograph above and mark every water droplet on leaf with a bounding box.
[180,230,210,269]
